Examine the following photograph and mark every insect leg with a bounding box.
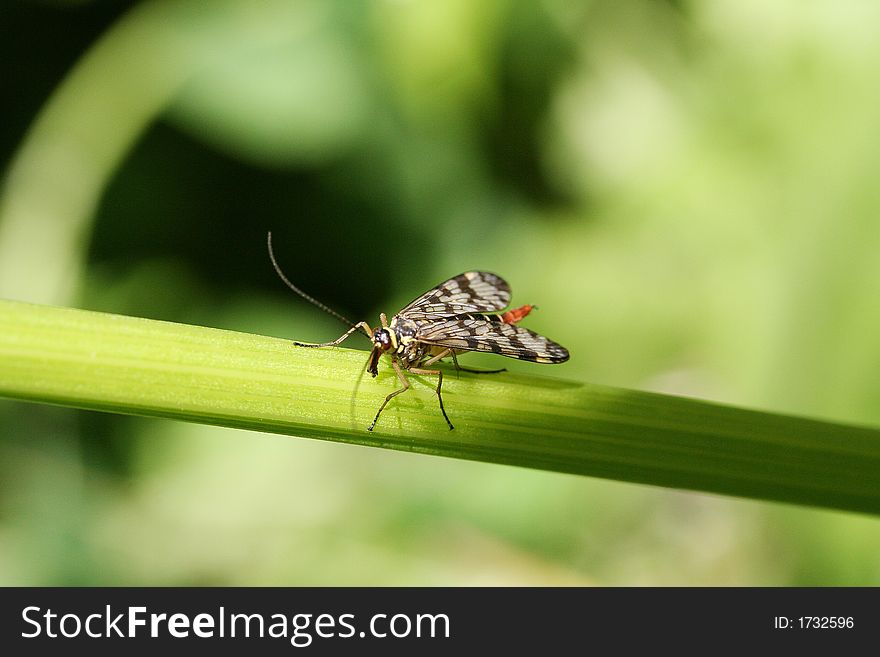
[422,349,505,377]
[422,348,452,367]
[450,351,506,375]
[409,366,454,431]
[294,321,372,348]
[367,359,410,432]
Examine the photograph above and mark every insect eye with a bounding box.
[372,329,389,348]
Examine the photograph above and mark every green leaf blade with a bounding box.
[2,299,879,515]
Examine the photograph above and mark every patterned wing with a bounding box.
[416,314,569,363]
[398,272,511,319]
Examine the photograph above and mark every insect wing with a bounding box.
[398,272,511,319]
[416,314,569,363]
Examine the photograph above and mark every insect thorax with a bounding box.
[389,315,428,367]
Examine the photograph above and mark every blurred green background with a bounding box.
[2,0,880,585]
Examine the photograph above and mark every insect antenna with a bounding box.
[267,232,371,339]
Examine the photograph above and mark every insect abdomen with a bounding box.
[500,304,534,324]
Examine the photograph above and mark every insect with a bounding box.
[267,233,569,431]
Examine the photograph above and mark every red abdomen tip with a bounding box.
[501,304,534,324]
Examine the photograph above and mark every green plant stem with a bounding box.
[1,299,879,514]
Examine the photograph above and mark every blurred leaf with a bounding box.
[167,1,371,165]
